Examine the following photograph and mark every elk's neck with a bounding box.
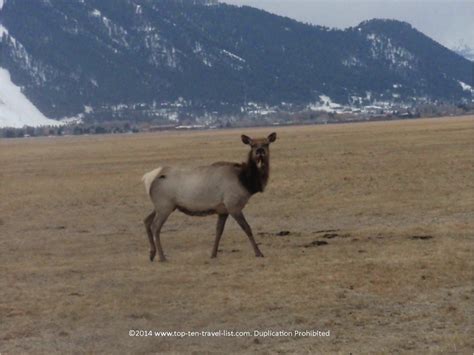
[239,151,270,195]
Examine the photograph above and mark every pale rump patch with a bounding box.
[142,167,163,196]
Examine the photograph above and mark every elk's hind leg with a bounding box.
[144,211,157,261]
[151,209,173,262]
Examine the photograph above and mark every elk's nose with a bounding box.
[256,148,265,156]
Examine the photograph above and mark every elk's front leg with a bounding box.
[211,214,228,258]
[231,212,264,257]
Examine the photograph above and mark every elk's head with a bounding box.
[241,132,277,168]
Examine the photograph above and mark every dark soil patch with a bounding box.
[258,230,299,237]
[322,233,339,239]
[304,240,328,248]
[411,235,433,240]
[314,229,340,234]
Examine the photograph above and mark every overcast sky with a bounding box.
[221,0,474,49]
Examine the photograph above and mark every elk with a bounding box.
[142,132,277,262]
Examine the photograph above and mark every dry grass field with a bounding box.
[1,116,473,353]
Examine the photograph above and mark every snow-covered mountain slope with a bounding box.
[0,67,62,128]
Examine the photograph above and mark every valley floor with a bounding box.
[1,116,473,353]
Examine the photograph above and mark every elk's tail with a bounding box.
[142,167,163,197]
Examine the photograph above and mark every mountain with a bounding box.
[0,67,62,128]
[452,43,474,62]
[0,0,472,124]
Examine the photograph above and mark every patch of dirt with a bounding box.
[257,230,300,237]
[128,313,154,320]
[69,292,83,297]
[322,233,339,239]
[303,240,329,247]
[314,229,340,233]
[319,232,351,239]
[44,225,66,230]
[410,235,434,240]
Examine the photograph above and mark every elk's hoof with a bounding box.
[256,252,264,257]
[150,250,156,262]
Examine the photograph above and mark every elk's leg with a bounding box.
[151,210,172,262]
[144,210,157,261]
[231,212,264,257]
[211,214,229,258]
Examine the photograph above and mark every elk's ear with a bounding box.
[241,134,252,145]
[268,132,277,143]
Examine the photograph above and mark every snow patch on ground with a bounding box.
[0,24,10,38]
[221,49,245,63]
[60,105,94,124]
[367,33,414,69]
[458,80,473,92]
[307,95,344,113]
[168,112,178,122]
[90,9,101,17]
[0,67,63,128]
[60,115,84,125]
[342,56,362,67]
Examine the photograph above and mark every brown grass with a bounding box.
[1,116,473,353]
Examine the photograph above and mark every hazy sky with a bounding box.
[221,0,474,49]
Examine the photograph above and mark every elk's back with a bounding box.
[149,163,250,214]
